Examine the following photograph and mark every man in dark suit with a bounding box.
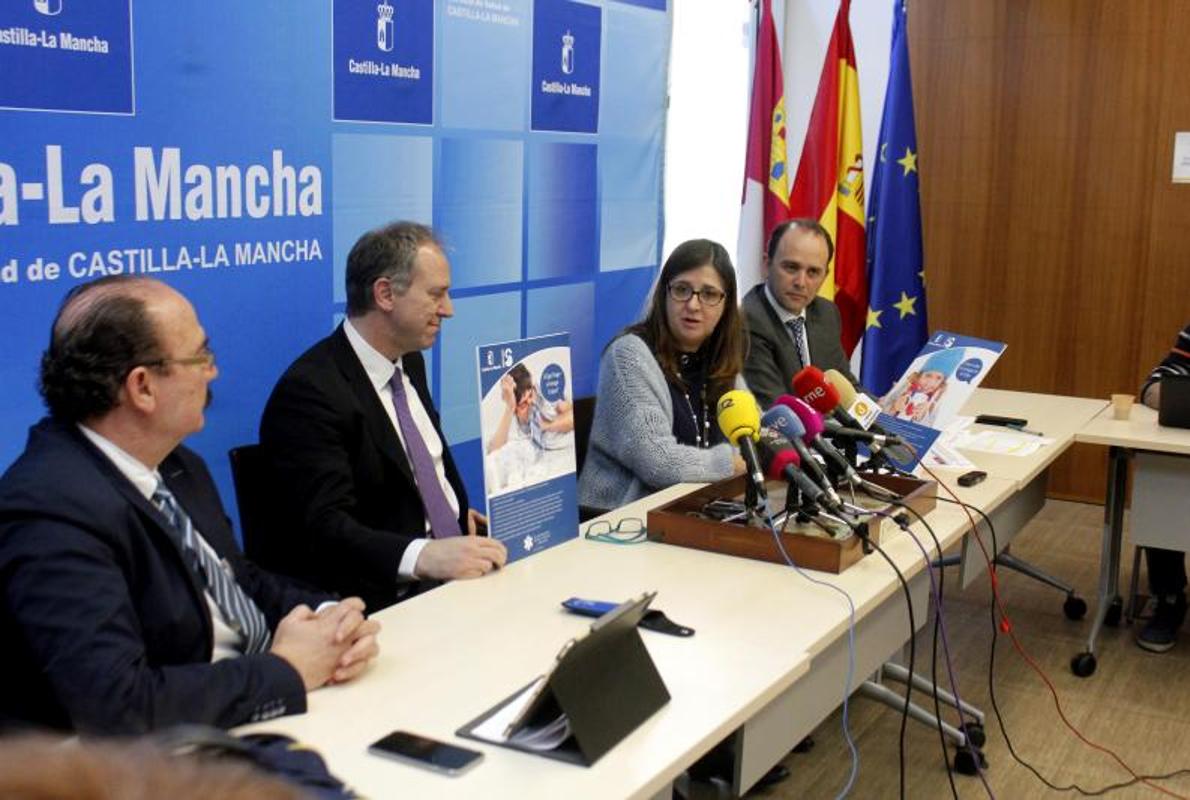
[742,219,863,409]
[260,221,506,612]
[0,277,380,735]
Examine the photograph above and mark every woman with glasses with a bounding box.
[579,239,748,510]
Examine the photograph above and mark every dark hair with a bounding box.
[0,735,305,800]
[39,276,166,423]
[508,362,533,403]
[766,217,835,265]
[625,238,745,401]
[344,221,442,316]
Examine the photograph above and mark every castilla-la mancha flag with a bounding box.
[737,0,790,290]
[788,0,867,355]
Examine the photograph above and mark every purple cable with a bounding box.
[863,506,996,798]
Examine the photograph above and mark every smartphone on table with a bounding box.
[368,730,484,776]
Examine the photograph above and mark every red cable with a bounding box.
[918,461,1188,799]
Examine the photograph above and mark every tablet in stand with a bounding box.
[458,591,671,766]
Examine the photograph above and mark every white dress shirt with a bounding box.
[342,319,461,577]
[78,425,247,662]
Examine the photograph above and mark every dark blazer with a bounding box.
[258,325,469,612]
[741,284,863,409]
[0,418,329,735]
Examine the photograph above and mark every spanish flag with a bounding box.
[788,0,867,355]
[738,0,790,287]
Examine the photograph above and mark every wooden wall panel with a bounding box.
[909,0,1190,502]
[1139,4,1190,369]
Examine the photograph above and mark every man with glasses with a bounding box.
[742,218,863,408]
[0,276,380,734]
[260,221,506,613]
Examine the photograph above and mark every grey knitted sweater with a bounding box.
[578,334,738,510]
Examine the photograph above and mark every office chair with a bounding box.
[227,444,286,572]
[572,396,607,522]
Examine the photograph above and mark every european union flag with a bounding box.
[860,0,927,397]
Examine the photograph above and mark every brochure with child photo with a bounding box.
[871,331,1006,469]
[477,334,579,563]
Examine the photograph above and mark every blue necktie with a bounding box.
[152,483,271,654]
[389,370,462,539]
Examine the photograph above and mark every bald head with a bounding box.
[39,277,171,423]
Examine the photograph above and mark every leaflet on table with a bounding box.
[878,331,1007,431]
[477,334,579,563]
[864,412,942,471]
[947,417,1054,456]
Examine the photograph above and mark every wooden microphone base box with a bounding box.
[646,473,936,574]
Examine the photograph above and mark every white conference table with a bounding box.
[940,389,1110,589]
[645,470,1018,793]
[236,389,1099,797]
[1071,404,1190,676]
[238,471,1013,798]
[242,482,819,800]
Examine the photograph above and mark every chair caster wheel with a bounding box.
[961,722,986,749]
[954,746,987,776]
[1063,595,1087,620]
[1071,651,1097,677]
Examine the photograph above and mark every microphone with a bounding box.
[776,395,863,485]
[760,404,840,505]
[822,369,883,432]
[757,428,858,525]
[822,418,903,447]
[716,389,767,503]
[793,365,866,431]
[757,430,825,504]
[823,369,915,464]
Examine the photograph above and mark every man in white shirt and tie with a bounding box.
[0,276,380,734]
[742,218,864,409]
[260,221,506,611]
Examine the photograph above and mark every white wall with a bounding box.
[662,1,755,269]
[664,0,895,287]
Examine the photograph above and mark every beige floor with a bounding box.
[757,500,1190,800]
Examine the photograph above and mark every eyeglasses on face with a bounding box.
[143,343,216,371]
[667,282,725,307]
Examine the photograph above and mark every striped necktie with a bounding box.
[786,316,809,369]
[152,483,271,654]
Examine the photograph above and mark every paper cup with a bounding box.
[1111,393,1134,420]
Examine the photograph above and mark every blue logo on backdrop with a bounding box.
[333,0,434,124]
[0,0,134,114]
[531,0,600,133]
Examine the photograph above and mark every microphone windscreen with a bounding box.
[766,449,801,481]
[823,369,858,407]
[791,365,826,397]
[761,404,806,442]
[716,389,761,446]
[786,397,825,438]
[792,366,840,414]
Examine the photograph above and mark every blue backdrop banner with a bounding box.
[0,0,134,114]
[0,0,670,538]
